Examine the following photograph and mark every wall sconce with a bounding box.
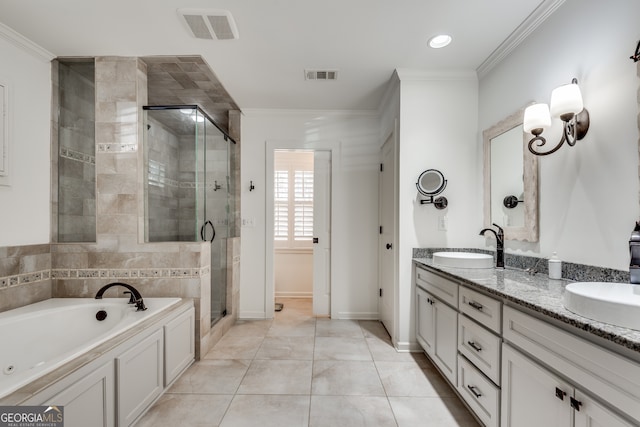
[523,78,590,156]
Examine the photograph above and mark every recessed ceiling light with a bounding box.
[429,34,452,49]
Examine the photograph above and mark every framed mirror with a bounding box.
[483,106,539,242]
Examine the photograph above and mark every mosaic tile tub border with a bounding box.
[0,266,210,289]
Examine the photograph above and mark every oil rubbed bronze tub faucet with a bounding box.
[95,282,147,311]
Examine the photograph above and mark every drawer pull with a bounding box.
[570,397,582,411]
[555,387,566,401]
[468,301,483,311]
[467,385,482,398]
[427,298,434,305]
[467,341,482,352]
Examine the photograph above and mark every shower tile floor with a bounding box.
[136,298,480,426]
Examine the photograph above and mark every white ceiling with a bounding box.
[0,0,554,111]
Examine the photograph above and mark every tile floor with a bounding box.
[136,298,480,426]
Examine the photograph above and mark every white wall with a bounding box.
[479,0,640,270]
[0,26,53,246]
[240,110,380,319]
[274,251,312,297]
[392,70,480,348]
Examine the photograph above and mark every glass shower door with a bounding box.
[204,114,229,325]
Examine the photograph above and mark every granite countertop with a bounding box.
[413,257,640,355]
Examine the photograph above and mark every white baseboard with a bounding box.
[395,341,423,352]
[335,311,379,320]
[238,311,267,320]
[275,291,312,298]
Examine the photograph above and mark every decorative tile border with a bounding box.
[51,266,209,280]
[0,270,51,289]
[60,147,95,165]
[1,266,210,290]
[97,143,138,153]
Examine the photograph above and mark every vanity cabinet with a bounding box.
[502,344,634,427]
[415,267,458,386]
[502,305,640,426]
[414,261,640,427]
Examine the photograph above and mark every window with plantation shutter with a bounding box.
[274,151,314,249]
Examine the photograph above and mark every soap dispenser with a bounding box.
[548,252,562,279]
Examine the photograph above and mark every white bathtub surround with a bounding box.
[0,297,194,427]
[0,297,180,399]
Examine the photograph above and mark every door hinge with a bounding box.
[379,288,383,297]
[380,163,384,172]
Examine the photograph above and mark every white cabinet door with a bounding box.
[45,361,115,427]
[416,285,457,386]
[164,307,195,386]
[501,344,572,427]
[433,297,457,386]
[416,286,434,354]
[117,329,164,427]
[574,389,636,427]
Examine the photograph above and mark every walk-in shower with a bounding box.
[142,105,234,326]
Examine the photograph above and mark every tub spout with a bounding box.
[95,282,147,311]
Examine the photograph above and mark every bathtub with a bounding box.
[0,297,181,399]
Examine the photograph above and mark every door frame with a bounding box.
[265,140,341,319]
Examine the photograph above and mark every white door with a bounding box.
[379,134,395,336]
[574,389,636,427]
[313,151,331,316]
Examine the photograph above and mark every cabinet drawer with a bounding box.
[459,286,501,333]
[458,314,501,385]
[415,266,458,308]
[503,305,640,423]
[458,355,500,427]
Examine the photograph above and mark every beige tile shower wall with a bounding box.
[49,57,239,359]
[0,244,52,312]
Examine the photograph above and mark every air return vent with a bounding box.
[178,9,239,40]
[305,70,339,81]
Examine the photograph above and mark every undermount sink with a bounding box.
[432,252,494,269]
[563,282,640,331]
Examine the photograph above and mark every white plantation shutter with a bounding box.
[294,170,313,241]
[274,152,314,249]
[274,170,289,241]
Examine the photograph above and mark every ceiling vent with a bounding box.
[178,9,239,40]
[305,70,338,81]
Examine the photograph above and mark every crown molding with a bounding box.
[477,0,566,79]
[395,68,477,81]
[0,22,55,62]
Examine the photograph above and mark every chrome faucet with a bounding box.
[480,223,504,269]
[95,282,147,311]
[630,222,640,284]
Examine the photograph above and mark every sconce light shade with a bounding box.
[523,103,551,134]
[550,80,583,119]
[524,77,590,156]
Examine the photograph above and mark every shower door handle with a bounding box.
[201,220,216,242]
